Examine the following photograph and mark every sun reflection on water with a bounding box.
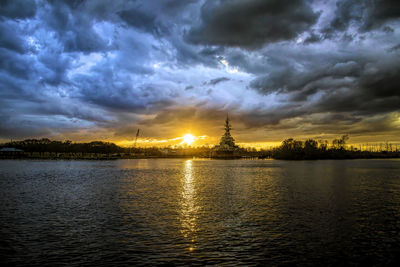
[179,159,199,252]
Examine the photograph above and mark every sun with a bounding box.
[182,134,195,145]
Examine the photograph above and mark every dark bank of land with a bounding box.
[0,137,399,160]
[270,137,400,160]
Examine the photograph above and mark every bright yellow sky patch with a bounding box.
[181,134,195,145]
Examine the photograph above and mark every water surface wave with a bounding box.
[1,159,399,265]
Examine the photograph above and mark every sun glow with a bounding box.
[182,134,195,145]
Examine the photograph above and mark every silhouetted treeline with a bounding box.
[1,138,124,154]
[0,138,266,158]
[2,137,398,160]
[272,136,400,160]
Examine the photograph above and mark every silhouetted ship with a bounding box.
[211,116,241,159]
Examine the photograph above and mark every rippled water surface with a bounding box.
[1,159,400,266]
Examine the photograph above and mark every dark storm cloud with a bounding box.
[0,123,52,139]
[208,77,230,86]
[118,8,167,35]
[360,0,400,31]
[77,78,176,113]
[40,1,110,53]
[389,44,400,52]
[325,0,363,33]
[250,49,400,120]
[0,0,37,19]
[0,49,34,79]
[187,0,319,48]
[250,60,362,95]
[325,0,400,34]
[140,108,197,126]
[0,22,26,53]
[304,32,322,44]
[38,52,71,86]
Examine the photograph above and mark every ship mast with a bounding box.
[225,115,231,134]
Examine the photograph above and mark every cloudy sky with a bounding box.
[1,0,399,146]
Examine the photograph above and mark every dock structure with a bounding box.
[0,147,24,158]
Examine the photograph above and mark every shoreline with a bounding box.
[1,154,399,161]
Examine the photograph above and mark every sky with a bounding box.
[0,0,399,147]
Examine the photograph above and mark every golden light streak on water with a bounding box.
[179,159,198,252]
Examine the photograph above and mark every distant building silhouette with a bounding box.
[0,147,24,158]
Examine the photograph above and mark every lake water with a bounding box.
[1,159,399,266]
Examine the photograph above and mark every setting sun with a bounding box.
[182,134,195,145]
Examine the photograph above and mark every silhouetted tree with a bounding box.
[332,135,349,150]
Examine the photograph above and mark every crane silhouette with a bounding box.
[134,129,140,148]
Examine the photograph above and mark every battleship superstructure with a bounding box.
[211,115,240,158]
